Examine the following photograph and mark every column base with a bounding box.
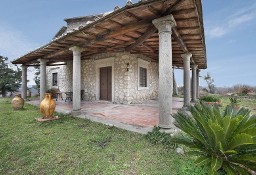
[158,126,179,134]
[158,123,172,129]
[71,110,81,116]
[182,106,190,111]
[191,99,197,103]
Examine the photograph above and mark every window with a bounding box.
[52,73,58,86]
[139,67,147,87]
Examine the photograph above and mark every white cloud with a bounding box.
[206,3,256,39]
[207,27,226,38]
[0,22,38,61]
[228,13,254,26]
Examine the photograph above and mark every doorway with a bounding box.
[100,66,112,101]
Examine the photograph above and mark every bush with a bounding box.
[199,95,220,102]
[145,126,176,148]
[172,104,256,175]
[229,97,240,108]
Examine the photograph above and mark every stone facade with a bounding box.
[46,52,159,104]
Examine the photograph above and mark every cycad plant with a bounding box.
[172,104,256,175]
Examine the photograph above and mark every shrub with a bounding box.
[172,104,256,175]
[240,86,252,95]
[229,97,240,108]
[145,126,176,148]
[199,95,220,103]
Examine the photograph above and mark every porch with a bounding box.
[27,97,184,134]
[13,0,207,130]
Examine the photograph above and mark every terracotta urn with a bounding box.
[11,94,24,110]
[40,93,56,119]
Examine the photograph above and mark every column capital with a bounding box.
[181,52,192,60]
[69,46,84,53]
[21,64,27,68]
[192,64,198,69]
[152,15,176,33]
[38,59,47,65]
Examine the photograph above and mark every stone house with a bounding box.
[12,0,207,129]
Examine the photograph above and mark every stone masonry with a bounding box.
[46,52,158,104]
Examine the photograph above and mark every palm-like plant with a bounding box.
[173,104,256,175]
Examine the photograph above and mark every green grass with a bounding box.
[218,95,256,114]
[0,98,201,175]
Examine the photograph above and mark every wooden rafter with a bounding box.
[172,8,196,15]
[124,11,141,21]
[126,26,157,51]
[12,0,206,69]
[148,5,161,16]
[172,28,188,53]
[125,0,186,52]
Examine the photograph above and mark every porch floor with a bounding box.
[27,97,184,134]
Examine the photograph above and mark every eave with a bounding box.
[12,0,207,69]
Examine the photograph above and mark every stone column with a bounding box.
[173,69,178,96]
[69,46,84,112]
[153,15,176,129]
[21,65,27,99]
[181,53,192,107]
[39,59,47,101]
[191,64,198,102]
[196,69,200,98]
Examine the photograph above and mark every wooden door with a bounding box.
[100,67,112,101]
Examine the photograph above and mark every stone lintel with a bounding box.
[152,15,176,33]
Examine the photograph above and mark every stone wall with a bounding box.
[46,52,159,104]
[81,59,96,101]
[46,61,72,92]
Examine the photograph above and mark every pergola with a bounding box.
[12,0,207,129]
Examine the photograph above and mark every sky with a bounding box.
[0,0,255,87]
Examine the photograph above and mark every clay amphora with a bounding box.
[40,93,56,119]
[11,94,24,110]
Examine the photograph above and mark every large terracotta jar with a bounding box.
[11,94,24,110]
[40,93,56,119]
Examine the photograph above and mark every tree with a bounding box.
[0,56,22,97]
[204,72,216,94]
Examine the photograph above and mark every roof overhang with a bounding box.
[12,0,207,69]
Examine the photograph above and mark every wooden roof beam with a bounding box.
[124,11,141,21]
[148,5,161,16]
[172,8,196,15]
[44,50,71,59]
[43,21,151,59]
[126,26,157,52]
[172,28,188,53]
[125,0,187,52]
[108,19,124,27]
[79,21,151,47]
[172,27,196,64]
[163,0,187,15]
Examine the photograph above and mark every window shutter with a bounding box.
[139,67,147,87]
[52,73,58,86]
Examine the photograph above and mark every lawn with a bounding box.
[219,95,256,114]
[2,96,255,174]
[0,98,200,175]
